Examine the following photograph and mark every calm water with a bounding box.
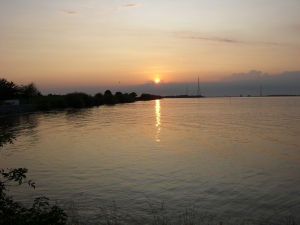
[1,97,300,221]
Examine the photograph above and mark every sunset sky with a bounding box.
[1,0,300,95]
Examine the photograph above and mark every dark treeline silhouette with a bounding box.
[138,93,162,101]
[0,78,41,104]
[37,91,136,110]
[1,78,162,111]
[38,91,161,110]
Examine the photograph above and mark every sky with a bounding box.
[1,0,300,96]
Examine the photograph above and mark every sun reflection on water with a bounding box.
[155,100,161,142]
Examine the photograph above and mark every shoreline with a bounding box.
[0,104,38,117]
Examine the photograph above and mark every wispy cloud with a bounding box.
[179,35,238,43]
[60,9,77,15]
[121,4,141,9]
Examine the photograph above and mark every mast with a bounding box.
[197,77,201,96]
[260,85,262,97]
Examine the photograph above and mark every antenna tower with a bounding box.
[260,85,262,97]
[197,77,201,96]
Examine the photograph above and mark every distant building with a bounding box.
[3,100,19,106]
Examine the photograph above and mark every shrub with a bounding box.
[0,133,67,224]
[0,168,67,225]
[64,92,94,108]
[102,94,118,105]
[104,90,112,95]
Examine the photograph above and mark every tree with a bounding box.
[104,90,112,95]
[130,92,137,98]
[94,93,103,106]
[0,78,18,101]
[0,168,67,225]
[19,82,40,104]
[94,92,103,98]
[0,130,67,225]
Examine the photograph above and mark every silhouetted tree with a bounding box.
[115,92,124,103]
[94,92,103,98]
[0,78,18,101]
[19,82,40,104]
[94,93,103,106]
[130,92,137,98]
[64,92,94,108]
[139,93,162,101]
[104,90,112,95]
[123,93,135,103]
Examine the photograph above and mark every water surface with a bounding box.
[1,97,300,221]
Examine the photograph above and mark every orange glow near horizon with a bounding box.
[1,1,299,94]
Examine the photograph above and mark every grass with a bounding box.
[62,198,299,225]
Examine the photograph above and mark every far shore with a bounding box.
[0,93,162,117]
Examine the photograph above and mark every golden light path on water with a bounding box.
[155,100,161,142]
[1,97,300,222]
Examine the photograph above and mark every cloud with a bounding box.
[188,36,237,43]
[121,4,141,8]
[60,9,77,15]
[172,32,238,44]
[220,70,300,84]
[220,70,267,82]
[41,71,300,97]
[124,71,300,96]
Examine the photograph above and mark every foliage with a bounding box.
[115,92,124,103]
[94,93,103,98]
[37,101,52,111]
[130,92,137,98]
[0,78,18,101]
[64,198,299,225]
[139,93,162,101]
[104,90,112,95]
[64,92,94,109]
[18,90,139,110]
[94,94,103,106]
[19,82,41,104]
[1,77,161,110]
[0,168,67,225]
[0,131,67,225]
[31,95,66,110]
[0,129,15,147]
[101,94,118,105]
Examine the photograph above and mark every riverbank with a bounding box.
[0,93,162,117]
[0,104,38,117]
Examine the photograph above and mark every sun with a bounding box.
[155,78,160,83]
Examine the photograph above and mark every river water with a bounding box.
[1,97,300,222]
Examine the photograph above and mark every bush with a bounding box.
[104,90,112,95]
[37,101,52,111]
[64,92,94,109]
[0,131,67,224]
[0,168,67,225]
[102,94,118,105]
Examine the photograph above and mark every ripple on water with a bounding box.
[1,97,300,221]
